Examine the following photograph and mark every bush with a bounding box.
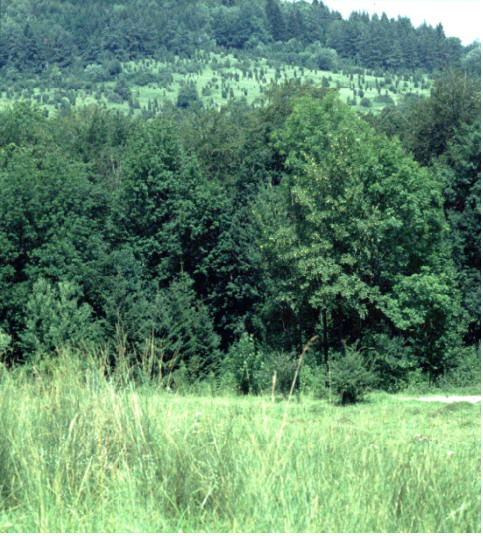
[176,84,200,108]
[264,351,298,396]
[0,329,11,359]
[20,278,101,358]
[224,332,265,394]
[107,59,122,76]
[437,345,481,391]
[84,64,107,83]
[367,334,415,392]
[107,91,123,104]
[329,344,376,404]
[360,97,372,107]
[374,94,395,105]
[113,77,131,101]
[128,71,158,86]
[299,363,328,398]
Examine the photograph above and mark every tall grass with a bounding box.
[0,348,480,532]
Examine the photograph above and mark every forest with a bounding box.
[0,0,481,398]
[0,0,476,74]
[0,1,481,532]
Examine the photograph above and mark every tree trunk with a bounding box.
[322,309,329,388]
[322,309,328,367]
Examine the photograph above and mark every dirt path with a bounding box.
[399,395,481,403]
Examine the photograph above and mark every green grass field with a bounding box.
[0,351,479,533]
[0,52,431,115]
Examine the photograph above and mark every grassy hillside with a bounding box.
[0,52,431,115]
[0,350,480,532]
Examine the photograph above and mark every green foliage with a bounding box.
[20,278,100,357]
[142,274,221,380]
[436,345,481,391]
[366,334,415,392]
[401,68,480,165]
[256,92,454,374]
[0,329,11,358]
[0,132,109,348]
[299,362,328,398]
[117,119,195,281]
[0,0,466,89]
[107,59,122,76]
[369,68,481,348]
[373,93,395,105]
[176,84,200,109]
[0,61,478,393]
[225,332,265,394]
[383,269,464,378]
[433,118,481,343]
[329,344,376,404]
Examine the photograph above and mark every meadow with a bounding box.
[0,350,480,533]
[0,52,431,116]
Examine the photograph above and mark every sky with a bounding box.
[286,0,482,45]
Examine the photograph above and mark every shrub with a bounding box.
[367,334,415,392]
[329,344,376,404]
[176,84,200,108]
[299,363,328,398]
[263,351,298,396]
[128,71,158,86]
[0,329,11,359]
[360,97,372,107]
[20,278,101,358]
[113,77,131,101]
[107,59,122,76]
[224,332,265,394]
[437,345,481,391]
[84,64,107,83]
[107,91,123,104]
[374,94,395,105]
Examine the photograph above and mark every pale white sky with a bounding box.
[285,0,481,45]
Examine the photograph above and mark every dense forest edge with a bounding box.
[0,0,481,400]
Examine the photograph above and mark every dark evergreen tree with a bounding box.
[265,0,287,42]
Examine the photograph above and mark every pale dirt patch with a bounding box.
[399,395,481,404]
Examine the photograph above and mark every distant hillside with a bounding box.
[0,0,477,78]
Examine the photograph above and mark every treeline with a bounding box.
[0,70,480,392]
[0,0,479,79]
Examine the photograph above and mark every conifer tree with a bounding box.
[265,0,286,42]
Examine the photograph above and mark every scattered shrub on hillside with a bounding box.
[176,84,200,108]
[107,59,122,76]
[107,91,123,104]
[84,64,107,83]
[128,71,158,86]
[374,94,395,105]
[114,77,131,101]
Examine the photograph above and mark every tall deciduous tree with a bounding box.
[255,93,459,374]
